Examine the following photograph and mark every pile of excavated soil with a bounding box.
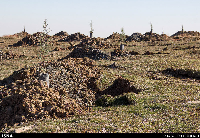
[12,32,54,47]
[143,32,170,41]
[77,38,116,49]
[106,32,128,42]
[0,57,102,129]
[171,31,200,37]
[67,45,111,60]
[99,77,141,97]
[53,31,68,37]
[59,32,88,42]
[126,33,144,42]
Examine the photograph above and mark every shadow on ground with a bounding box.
[162,68,200,80]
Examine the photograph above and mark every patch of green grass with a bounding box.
[95,92,137,107]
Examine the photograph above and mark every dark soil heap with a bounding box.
[171,31,200,37]
[12,32,52,47]
[59,32,88,42]
[143,32,169,41]
[106,32,128,42]
[126,33,144,42]
[99,77,141,97]
[171,31,200,41]
[53,31,68,37]
[67,45,111,60]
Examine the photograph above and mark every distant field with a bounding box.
[0,35,200,133]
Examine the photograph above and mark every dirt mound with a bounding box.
[171,31,200,37]
[0,58,101,129]
[67,45,110,60]
[59,32,88,42]
[76,37,116,49]
[0,86,83,128]
[99,77,141,97]
[143,32,170,41]
[10,31,29,39]
[171,31,200,41]
[53,31,68,37]
[106,32,128,42]
[126,33,144,42]
[12,32,53,47]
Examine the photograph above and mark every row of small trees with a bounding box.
[38,19,127,57]
[36,19,154,57]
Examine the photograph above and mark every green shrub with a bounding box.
[38,19,52,59]
[113,93,137,105]
[95,93,137,107]
[95,95,114,107]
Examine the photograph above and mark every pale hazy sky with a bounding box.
[0,0,200,37]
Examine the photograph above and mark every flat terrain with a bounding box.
[0,36,200,133]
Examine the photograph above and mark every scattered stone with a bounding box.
[120,44,124,51]
[39,73,49,88]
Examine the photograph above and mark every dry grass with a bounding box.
[1,37,200,133]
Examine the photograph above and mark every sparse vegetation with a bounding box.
[38,19,52,59]
[0,28,200,133]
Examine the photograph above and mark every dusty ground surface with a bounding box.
[0,33,200,133]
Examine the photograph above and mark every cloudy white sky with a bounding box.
[0,0,200,37]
